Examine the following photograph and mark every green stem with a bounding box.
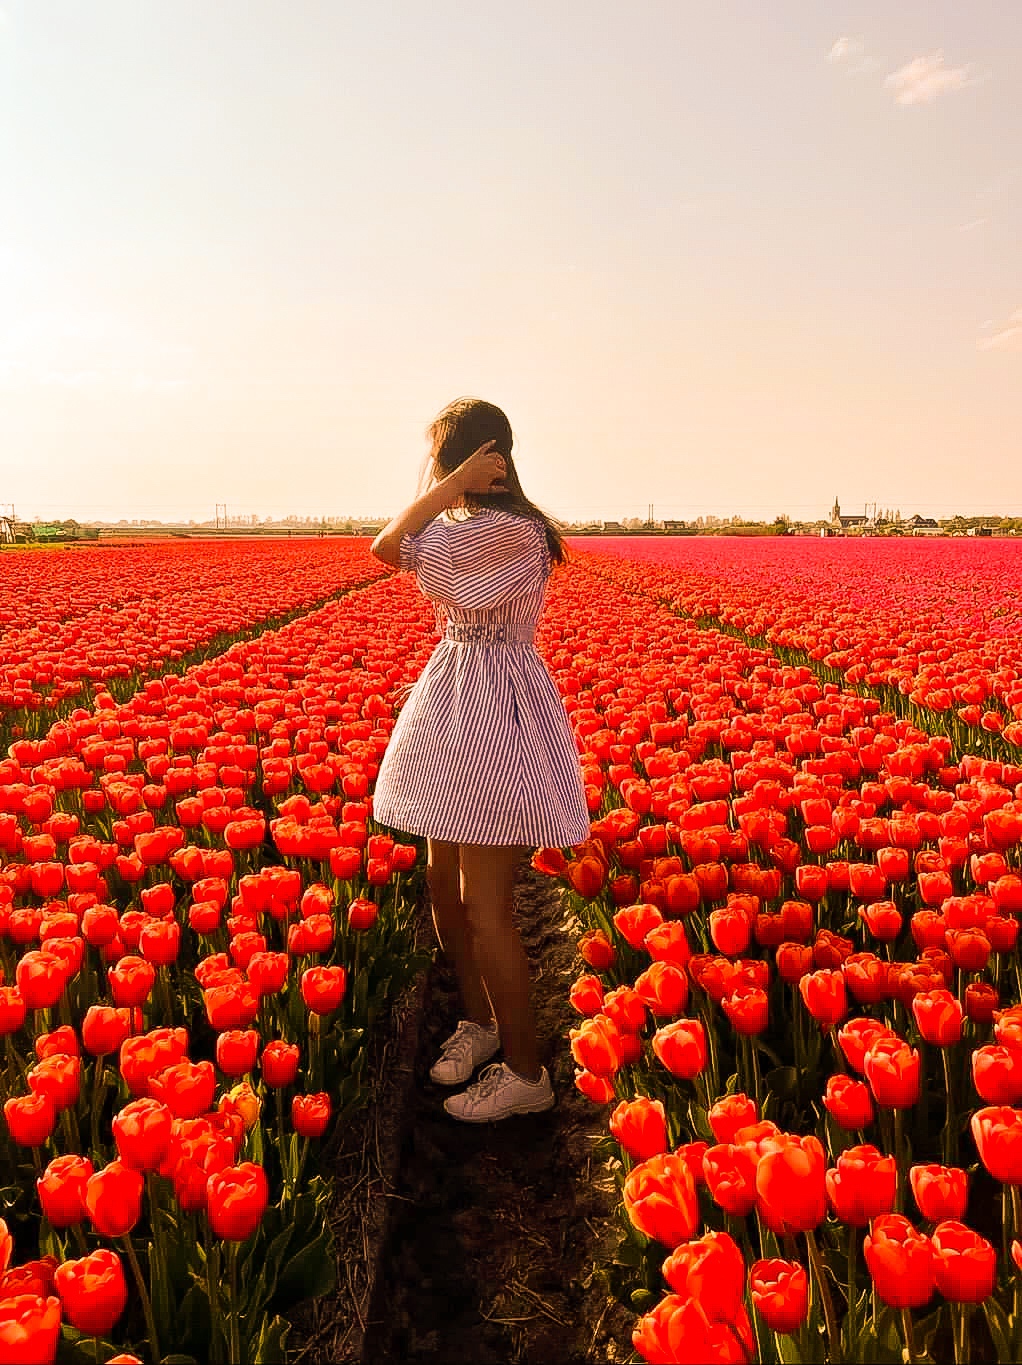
[893,1108,906,1213]
[122,1236,160,1365]
[846,1231,857,1355]
[942,1048,956,1165]
[953,1303,970,1365]
[901,1306,920,1365]
[229,1242,241,1365]
[806,1227,842,1365]
[1012,1186,1022,1360]
[207,1239,223,1365]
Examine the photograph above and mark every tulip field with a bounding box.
[2,535,1022,1364]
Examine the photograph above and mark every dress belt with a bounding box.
[444,622,536,645]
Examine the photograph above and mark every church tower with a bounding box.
[831,496,841,525]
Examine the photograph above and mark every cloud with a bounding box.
[826,36,882,77]
[978,309,1022,352]
[958,218,987,233]
[885,51,981,105]
[828,37,863,65]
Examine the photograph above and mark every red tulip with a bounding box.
[118,1027,189,1097]
[15,951,67,1011]
[965,982,999,1024]
[300,965,347,1015]
[578,928,616,970]
[863,1213,934,1309]
[631,1292,753,1365]
[149,1060,216,1120]
[82,1005,133,1057]
[859,901,902,942]
[912,989,963,1046]
[651,1019,706,1080]
[574,1068,616,1103]
[973,1045,1022,1105]
[609,1097,669,1162]
[215,1029,260,1077]
[569,1015,625,1078]
[34,1027,77,1061]
[3,1094,56,1148]
[0,1295,62,1365]
[205,1162,269,1241]
[601,986,647,1035]
[108,955,156,1007]
[702,1143,759,1217]
[910,1165,969,1222]
[749,1258,809,1334]
[36,1155,94,1228]
[54,1248,128,1336]
[84,1160,144,1238]
[707,1093,758,1145]
[971,1106,1022,1184]
[633,962,689,1017]
[799,969,847,1028]
[0,986,27,1036]
[825,1145,897,1226]
[864,1037,921,1109]
[721,985,769,1035]
[27,1055,80,1111]
[623,1152,699,1249]
[260,1040,301,1088]
[823,1074,874,1130]
[291,1092,332,1137]
[111,1097,174,1171]
[755,1133,827,1236]
[614,902,664,950]
[661,1231,745,1323]
[930,1220,997,1303]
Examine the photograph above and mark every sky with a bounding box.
[0,1,1019,524]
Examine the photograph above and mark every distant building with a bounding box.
[830,497,868,531]
[904,514,941,535]
[601,521,624,534]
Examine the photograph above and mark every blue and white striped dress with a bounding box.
[372,506,590,847]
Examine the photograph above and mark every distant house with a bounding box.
[601,521,624,534]
[904,514,941,535]
[968,526,993,537]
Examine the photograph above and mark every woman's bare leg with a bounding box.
[426,837,494,1029]
[458,842,541,1081]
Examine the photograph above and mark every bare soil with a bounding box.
[289,861,635,1364]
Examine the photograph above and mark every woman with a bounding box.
[370,398,589,1123]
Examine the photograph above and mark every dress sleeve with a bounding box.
[409,513,549,611]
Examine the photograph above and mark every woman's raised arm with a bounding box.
[370,442,506,567]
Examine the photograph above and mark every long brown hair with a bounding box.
[423,397,567,565]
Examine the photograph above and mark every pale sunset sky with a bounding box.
[0,1,1018,523]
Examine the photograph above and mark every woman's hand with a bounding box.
[455,440,508,494]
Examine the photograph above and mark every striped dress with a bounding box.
[372,506,590,848]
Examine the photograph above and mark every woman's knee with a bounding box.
[427,840,461,908]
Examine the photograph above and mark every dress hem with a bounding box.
[373,805,590,849]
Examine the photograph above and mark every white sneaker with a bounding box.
[429,1019,501,1086]
[443,1062,555,1123]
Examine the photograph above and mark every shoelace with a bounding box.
[439,1023,480,1060]
[466,1063,507,1099]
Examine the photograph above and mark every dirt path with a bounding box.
[359,861,635,1365]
